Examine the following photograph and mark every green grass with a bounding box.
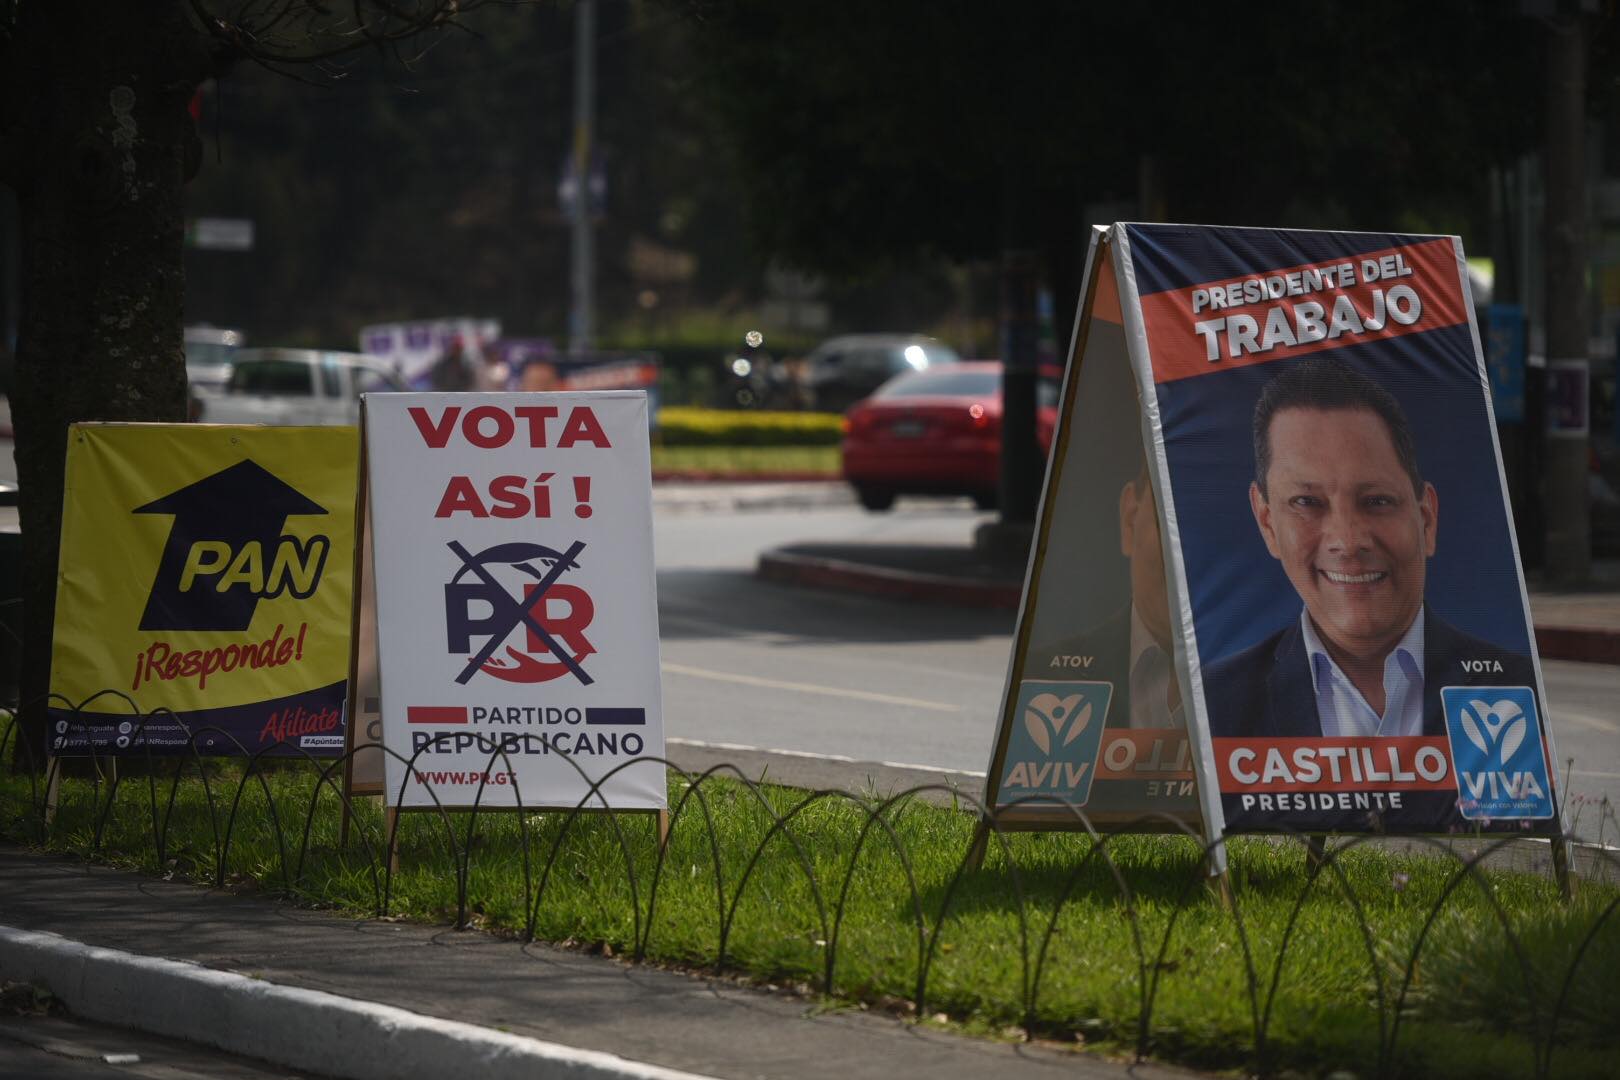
[650,444,839,476]
[3,764,1616,1079]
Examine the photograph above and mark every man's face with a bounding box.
[1120,470,1172,649]
[1249,407,1437,662]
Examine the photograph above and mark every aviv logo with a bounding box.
[137,460,330,631]
[442,540,595,685]
[1000,680,1112,806]
[1441,686,1554,820]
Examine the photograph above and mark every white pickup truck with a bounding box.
[195,348,406,426]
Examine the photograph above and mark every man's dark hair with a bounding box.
[1253,357,1422,497]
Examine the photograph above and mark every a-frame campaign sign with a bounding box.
[50,423,358,758]
[983,224,1568,883]
[344,390,667,859]
[982,227,1204,847]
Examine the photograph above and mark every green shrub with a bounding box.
[656,406,843,447]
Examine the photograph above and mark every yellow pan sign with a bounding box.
[49,424,358,757]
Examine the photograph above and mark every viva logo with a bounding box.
[1441,687,1554,820]
[1000,681,1111,807]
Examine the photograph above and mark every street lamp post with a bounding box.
[568,0,596,358]
[1543,6,1591,583]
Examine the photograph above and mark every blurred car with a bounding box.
[840,361,1058,511]
[183,325,245,392]
[805,333,960,413]
[197,348,404,426]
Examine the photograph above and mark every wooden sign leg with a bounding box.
[656,809,669,847]
[42,755,61,830]
[1302,833,1330,871]
[1552,835,1576,902]
[962,819,991,872]
[1203,839,1234,909]
[1207,869,1236,910]
[383,807,401,875]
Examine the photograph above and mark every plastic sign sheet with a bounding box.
[364,392,665,811]
[49,424,357,756]
[987,228,1201,830]
[1113,223,1560,836]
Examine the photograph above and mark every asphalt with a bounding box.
[5,479,1620,1080]
[745,486,1620,666]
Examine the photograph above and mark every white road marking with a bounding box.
[665,737,987,778]
[1552,710,1620,734]
[659,661,962,713]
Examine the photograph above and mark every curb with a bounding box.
[0,925,718,1080]
[757,550,1021,609]
[654,481,853,514]
[1534,623,1620,665]
[759,551,1620,664]
[651,470,835,484]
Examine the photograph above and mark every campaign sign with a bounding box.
[997,681,1113,807]
[1441,687,1555,820]
[364,392,665,810]
[1115,223,1561,835]
[985,228,1201,830]
[49,424,356,756]
[358,316,501,387]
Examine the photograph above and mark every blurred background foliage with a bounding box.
[181,1,1618,360]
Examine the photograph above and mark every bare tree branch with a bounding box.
[188,0,514,69]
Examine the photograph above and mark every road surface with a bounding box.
[654,498,1620,832]
[0,1010,323,1079]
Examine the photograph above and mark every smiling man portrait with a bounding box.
[1203,356,1534,739]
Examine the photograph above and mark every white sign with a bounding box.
[189,217,255,251]
[365,391,665,810]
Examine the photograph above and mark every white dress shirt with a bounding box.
[1301,607,1425,737]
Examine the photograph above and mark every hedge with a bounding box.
[655,407,844,447]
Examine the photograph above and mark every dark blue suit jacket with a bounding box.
[1202,609,1535,738]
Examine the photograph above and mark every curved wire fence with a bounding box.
[2,699,1618,1079]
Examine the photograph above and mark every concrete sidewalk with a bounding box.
[0,846,1198,1080]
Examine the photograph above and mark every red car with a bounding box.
[840,361,1058,511]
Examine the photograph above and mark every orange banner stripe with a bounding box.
[1139,238,1468,384]
[1092,255,1122,325]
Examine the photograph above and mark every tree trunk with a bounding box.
[3,2,209,768]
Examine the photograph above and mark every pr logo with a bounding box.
[1441,686,1554,821]
[442,539,596,685]
[1001,680,1112,806]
